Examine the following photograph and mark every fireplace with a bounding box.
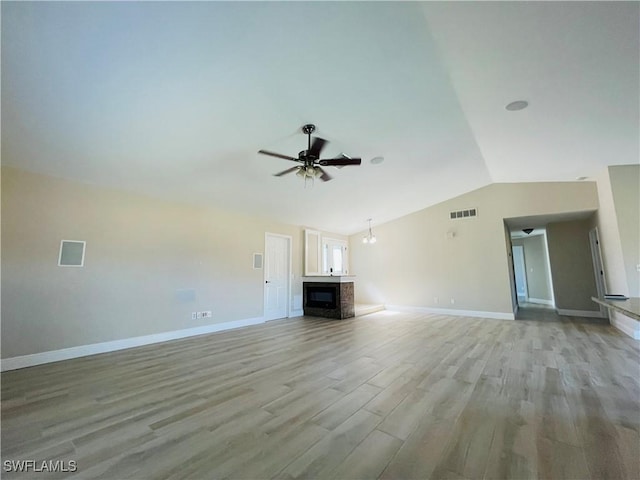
[303,280,354,319]
[306,286,337,309]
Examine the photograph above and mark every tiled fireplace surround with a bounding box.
[303,278,355,320]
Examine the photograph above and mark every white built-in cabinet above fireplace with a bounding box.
[304,229,349,276]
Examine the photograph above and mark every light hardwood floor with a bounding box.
[2,309,639,479]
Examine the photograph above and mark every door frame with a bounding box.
[541,230,556,307]
[589,227,608,318]
[264,232,292,321]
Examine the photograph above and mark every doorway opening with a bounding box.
[509,227,556,312]
[512,245,528,302]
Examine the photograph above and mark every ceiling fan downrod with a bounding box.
[301,124,316,160]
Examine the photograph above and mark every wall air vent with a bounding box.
[253,253,263,269]
[449,208,477,220]
[58,240,86,267]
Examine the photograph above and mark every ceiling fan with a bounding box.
[258,124,361,182]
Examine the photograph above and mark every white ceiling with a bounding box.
[2,2,638,235]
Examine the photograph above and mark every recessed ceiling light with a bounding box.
[505,100,528,111]
[370,156,384,165]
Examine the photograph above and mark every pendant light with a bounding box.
[362,218,377,244]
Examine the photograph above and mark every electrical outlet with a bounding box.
[196,312,202,319]
[191,312,197,320]
[203,311,212,318]
[450,298,455,305]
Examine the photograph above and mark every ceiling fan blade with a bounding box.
[273,166,299,177]
[316,167,332,182]
[328,153,350,169]
[319,157,362,166]
[258,149,298,162]
[308,137,328,159]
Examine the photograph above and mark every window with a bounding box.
[304,231,350,276]
[322,238,348,275]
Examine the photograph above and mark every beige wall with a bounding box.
[546,219,599,312]
[594,167,628,296]
[349,182,599,315]
[608,165,639,297]
[593,164,639,338]
[594,165,640,297]
[1,167,308,358]
[512,235,553,302]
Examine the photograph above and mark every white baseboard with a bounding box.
[0,316,265,372]
[610,311,640,340]
[385,305,515,321]
[556,309,606,318]
[528,298,554,306]
[289,309,304,318]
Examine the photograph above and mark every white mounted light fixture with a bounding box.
[362,218,377,244]
[505,100,529,111]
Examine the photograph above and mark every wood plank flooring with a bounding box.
[2,309,639,479]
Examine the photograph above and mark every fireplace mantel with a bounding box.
[302,275,355,284]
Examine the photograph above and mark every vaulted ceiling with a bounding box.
[2,2,638,234]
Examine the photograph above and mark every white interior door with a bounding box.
[512,245,529,301]
[264,234,290,321]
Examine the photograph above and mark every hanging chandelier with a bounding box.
[362,218,377,244]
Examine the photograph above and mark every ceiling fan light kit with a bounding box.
[258,124,362,185]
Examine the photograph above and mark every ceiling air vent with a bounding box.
[449,208,477,220]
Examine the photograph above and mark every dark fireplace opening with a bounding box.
[306,286,337,309]
[303,281,354,319]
